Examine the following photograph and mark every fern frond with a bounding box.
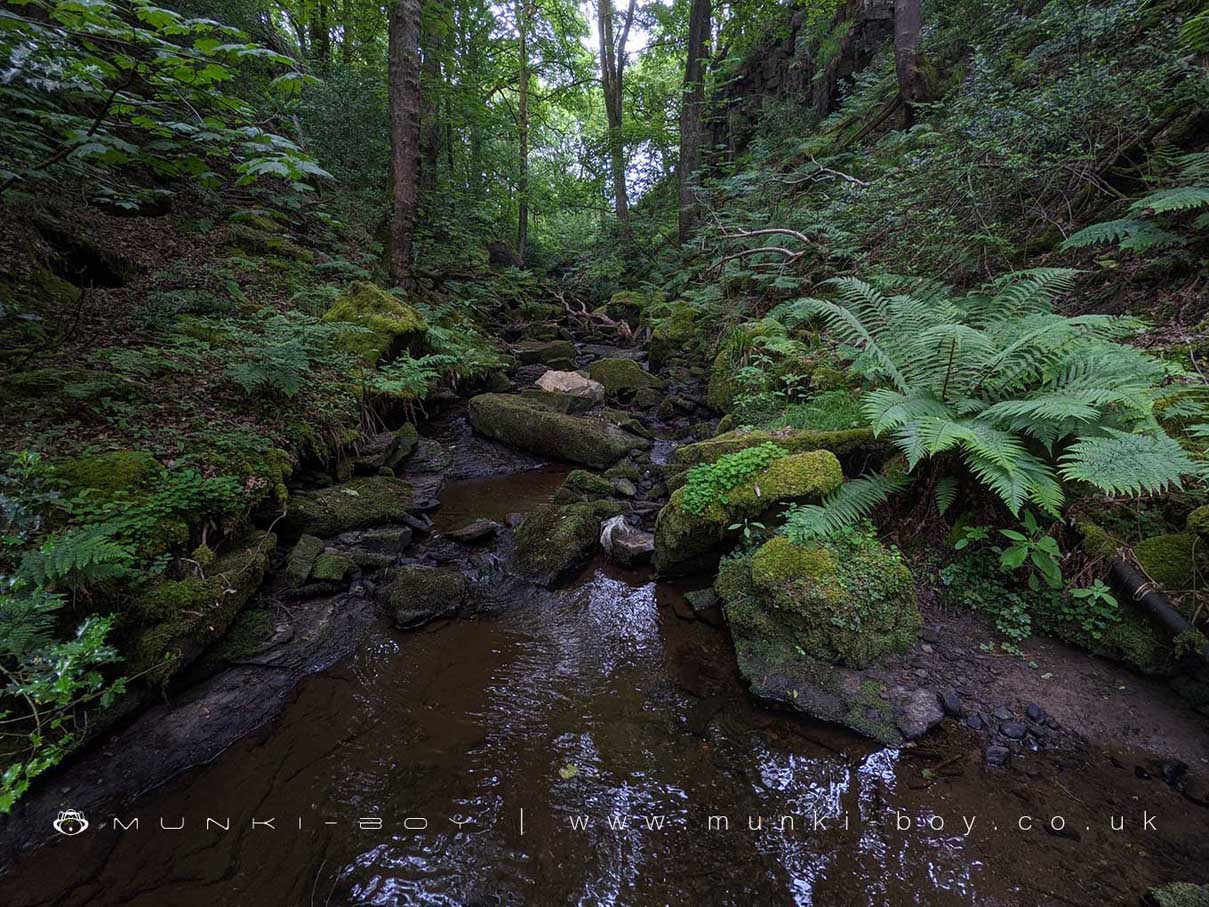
[1059,430,1201,496]
[782,473,910,543]
[1130,186,1209,215]
[934,476,959,515]
[1060,219,1146,250]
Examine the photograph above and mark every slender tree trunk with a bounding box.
[598,0,634,226]
[893,0,925,123]
[310,1,332,72]
[389,0,422,285]
[341,0,354,63]
[678,0,709,244]
[420,0,443,193]
[516,0,530,260]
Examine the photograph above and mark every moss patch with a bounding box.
[280,475,415,540]
[672,426,875,472]
[322,281,428,365]
[644,300,709,370]
[386,564,469,628]
[553,469,616,504]
[515,500,622,586]
[1134,532,1208,590]
[588,357,665,399]
[54,450,162,498]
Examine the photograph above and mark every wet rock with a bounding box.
[581,343,645,362]
[985,745,1011,767]
[535,369,605,403]
[1000,721,1027,740]
[1026,702,1044,722]
[285,534,325,587]
[515,501,622,586]
[446,519,501,544]
[1160,760,1188,787]
[612,477,638,497]
[1144,883,1209,907]
[993,705,1013,721]
[311,552,354,583]
[940,687,963,717]
[588,357,665,401]
[280,476,416,541]
[553,469,616,504]
[383,423,420,470]
[468,393,648,469]
[520,388,595,414]
[894,688,945,740]
[386,565,469,629]
[965,715,984,731]
[599,514,655,567]
[509,339,576,370]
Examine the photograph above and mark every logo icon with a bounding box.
[53,809,89,836]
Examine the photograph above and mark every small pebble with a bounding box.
[993,706,1013,721]
[1000,721,1027,740]
[986,746,1011,767]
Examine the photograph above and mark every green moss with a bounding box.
[280,475,415,540]
[3,368,145,407]
[1134,532,1207,590]
[737,532,920,670]
[588,358,665,399]
[386,565,468,626]
[128,530,275,683]
[671,426,875,472]
[322,281,428,365]
[654,450,842,576]
[1075,520,1119,561]
[809,365,849,391]
[195,608,274,671]
[509,339,576,368]
[605,289,664,324]
[1146,883,1209,907]
[707,347,737,411]
[55,450,162,498]
[515,500,622,586]
[311,552,354,583]
[1085,601,1173,674]
[553,469,615,504]
[645,301,709,370]
[468,394,648,469]
[1187,505,1209,538]
[285,534,325,586]
[223,222,314,262]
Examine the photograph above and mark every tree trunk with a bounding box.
[598,0,634,226]
[389,0,422,285]
[310,1,331,72]
[420,0,443,193]
[341,0,354,64]
[893,0,925,123]
[516,0,530,260]
[678,0,710,244]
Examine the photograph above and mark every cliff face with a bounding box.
[710,0,895,154]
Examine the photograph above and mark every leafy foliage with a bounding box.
[795,270,1201,515]
[681,442,787,515]
[783,473,909,543]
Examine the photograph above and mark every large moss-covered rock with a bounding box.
[322,281,428,365]
[509,339,576,369]
[280,475,415,540]
[515,500,623,586]
[654,450,843,576]
[715,533,922,743]
[588,357,665,401]
[672,427,874,472]
[128,531,275,682]
[604,289,664,326]
[745,535,920,668]
[386,564,469,628]
[55,450,162,497]
[285,534,325,587]
[3,367,145,408]
[644,301,708,370]
[468,393,648,468]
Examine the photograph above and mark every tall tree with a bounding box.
[893,0,925,123]
[420,0,445,192]
[678,0,709,244]
[597,0,636,225]
[516,0,531,259]
[309,1,332,72]
[389,0,423,283]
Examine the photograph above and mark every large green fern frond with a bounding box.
[782,472,910,543]
[1130,186,1209,215]
[1059,430,1201,496]
[801,298,911,393]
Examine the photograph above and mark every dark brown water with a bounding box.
[1,472,1207,906]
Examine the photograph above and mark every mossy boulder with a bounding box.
[645,301,709,370]
[386,564,469,629]
[553,469,616,504]
[654,450,843,576]
[1134,532,1209,590]
[745,535,920,668]
[224,222,313,262]
[285,534,325,587]
[128,530,275,683]
[520,388,596,415]
[671,427,874,473]
[588,357,665,401]
[321,281,428,365]
[604,289,664,326]
[467,393,648,469]
[1145,883,1209,907]
[3,367,145,408]
[509,339,576,369]
[515,500,623,586]
[311,552,354,583]
[1187,505,1209,538]
[715,534,921,743]
[280,475,415,540]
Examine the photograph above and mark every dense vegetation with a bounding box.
[2,0,1207,812]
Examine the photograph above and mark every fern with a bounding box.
[16,526,136,591]
[782,473,909,542]
[1059,431,1202,497]
[1131,186,1209,215]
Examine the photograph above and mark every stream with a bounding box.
[1,461,1208,906]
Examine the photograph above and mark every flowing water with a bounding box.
[1,469,1207,906]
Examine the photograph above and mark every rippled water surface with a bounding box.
[2,472,1206,907]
